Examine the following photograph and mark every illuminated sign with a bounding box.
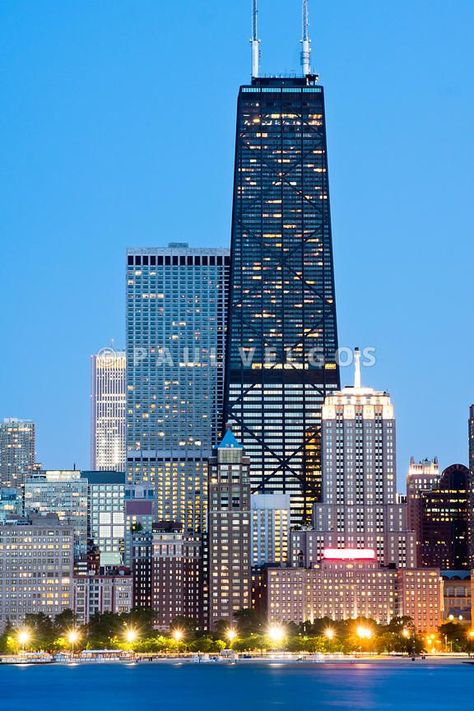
[322,548,376,561]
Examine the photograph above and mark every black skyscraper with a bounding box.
[224,35,340,523]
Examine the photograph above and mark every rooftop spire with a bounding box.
[301,0,312,76]
[251,0,260,78]
[354,347,362,389]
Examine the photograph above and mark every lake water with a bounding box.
[1,660,472,711]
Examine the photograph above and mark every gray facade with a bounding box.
[0,515,74,631]
[126,244,229,532]
[0,418,35,488]
[24,470,88,558]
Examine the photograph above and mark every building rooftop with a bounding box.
[80,471,126,485]
[217,428,244,450]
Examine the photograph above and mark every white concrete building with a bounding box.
[91,349,126,472]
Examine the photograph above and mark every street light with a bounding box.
[17,628,31,653]
[267,624,285,646]
[324,628,335,641]
[402,628,411,639]
[356,625,372,641]
[226,628,237,644]
[125,628,138,644]
[67,629,80,656]
[172,629,184,643]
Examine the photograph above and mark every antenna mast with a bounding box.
[301,0,312,76]
[251,0,260,78]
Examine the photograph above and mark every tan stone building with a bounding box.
[257,551,441,633]
[208,428,251,628]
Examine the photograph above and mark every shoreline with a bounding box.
[1,653,473,667]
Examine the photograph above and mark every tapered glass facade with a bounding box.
[224,76,340,523]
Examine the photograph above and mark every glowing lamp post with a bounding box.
[226,628,237,645]
[125,628,138,644]
[172,629,184,643]
[17,629,31,654]
[67,629,80,656]
[267,624,285,649]
[467,629,474,657]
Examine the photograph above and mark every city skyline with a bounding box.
[1,2,474,676]
[1,0,474,483]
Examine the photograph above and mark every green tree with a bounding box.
[233,608,264,635]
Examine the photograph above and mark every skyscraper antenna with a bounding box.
[301,0,312,76]
[251,0,260,78]
[354,347,362,389]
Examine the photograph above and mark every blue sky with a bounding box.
[1,0,473,485]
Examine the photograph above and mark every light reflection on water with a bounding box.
[0,661,471,711]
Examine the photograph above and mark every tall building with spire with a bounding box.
[307,349,416,568]
[207,427,251,628]
[223,0,340,524]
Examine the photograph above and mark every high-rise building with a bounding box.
[24,470,88,558]
[208,428,251,628]
[469,405,474,472]
[0,514,74,631]
[406,458,440,533]
[91,348,126,471]
[126,244,229,533]
[251,493,291,567]
[406,457,440,563]
[311,350,416,568]
[418,464,471,570]
[223,4,340,525]
[0,418,36,488]
[151,522,202,630]
[80,471,125,566]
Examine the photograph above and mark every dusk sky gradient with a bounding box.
[1,0,473,486]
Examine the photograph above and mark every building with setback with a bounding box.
[310,350,416,567]
[223,2,340,525]
[126,244,229,533]
[208,428,251,628]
